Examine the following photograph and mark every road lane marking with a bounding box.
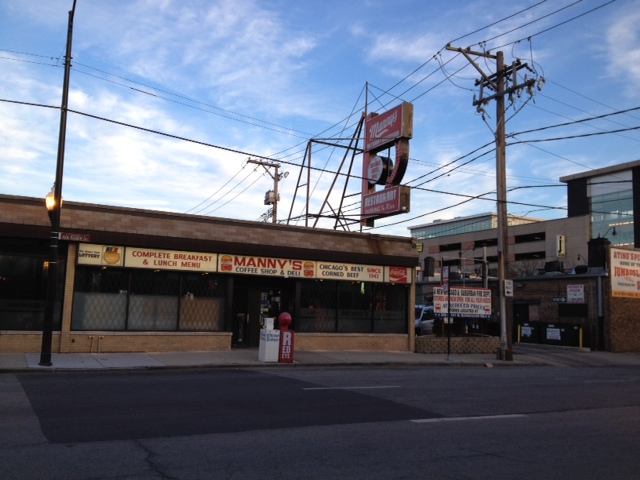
[411,414,526,423]
[302,386,401,391]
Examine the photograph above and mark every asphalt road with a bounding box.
[3,365,640,479]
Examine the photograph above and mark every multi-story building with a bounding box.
[411,213,590,285]
[561,159,638,248]
[409,160,640,352]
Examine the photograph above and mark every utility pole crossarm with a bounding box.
[445,44,497,91]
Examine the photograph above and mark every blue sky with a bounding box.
[1,0,639,237]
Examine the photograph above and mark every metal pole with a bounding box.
[40,0,76,366]
[273,164,279,224]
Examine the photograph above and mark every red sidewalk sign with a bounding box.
[278,312,295,363]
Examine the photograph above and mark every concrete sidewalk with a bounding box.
[1,344,639,372]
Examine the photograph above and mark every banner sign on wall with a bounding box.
[78,245,411,284]
[316,262,385,282]
[219,254,307,278]
[386,266,411,284]
[433,286,491,318]
[567,284,584,303]
[610,247,640,298]
[125,247,217,272]
[78,243,124,266]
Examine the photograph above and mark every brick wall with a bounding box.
[0,333,47,353]
[295,333,410,351]
[0,195,418,266]
[607,281,640,353]
[0,332,232,353]
[415,336,500,354]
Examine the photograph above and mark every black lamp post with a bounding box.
[39,0,76,366]
[40,186,62,366]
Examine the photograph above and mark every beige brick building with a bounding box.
[0,194,419,354]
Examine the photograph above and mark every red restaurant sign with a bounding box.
[362,185,410,218]
[364,102,413,153]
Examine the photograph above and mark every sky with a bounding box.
[1,0,639,238]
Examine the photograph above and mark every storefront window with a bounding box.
[372,283,407,333]
[299,280,407,333]
[299,280,337,332]
[72,267,225,332]
[179,273,225,331]
[337,282,372,333]
[72,268,128,330]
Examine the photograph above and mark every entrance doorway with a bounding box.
[231,278,293,348]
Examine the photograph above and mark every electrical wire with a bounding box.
[490,1,617,52]
[203,171,266,216]
[186,162,249,214]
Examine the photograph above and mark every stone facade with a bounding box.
[415,335,500,354]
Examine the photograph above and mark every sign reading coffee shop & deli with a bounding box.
[78,244,411,283]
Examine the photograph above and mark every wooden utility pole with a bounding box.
[247,159,281,224]
[446,45,536,361]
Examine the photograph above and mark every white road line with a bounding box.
[302,386,401,391]
[411,414,526,423]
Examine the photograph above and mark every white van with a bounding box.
[414,305,435,335]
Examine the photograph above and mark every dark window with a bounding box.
[515,251,546,261]
[514,232,545,243]
[299,280,407,334]
[0,254,63,331]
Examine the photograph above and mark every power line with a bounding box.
[509,104,640,136]
[202,171,266,216]
[490,0,617,51]
[471,0,585,49]
[509,124,640,144]
[185,164,255,215]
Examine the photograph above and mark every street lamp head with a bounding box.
[597,226,617,239]
[45,185,56,212]
[45,184,63,222]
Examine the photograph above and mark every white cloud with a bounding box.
[605,6,640,96]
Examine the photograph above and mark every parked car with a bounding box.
[415,305,435,335]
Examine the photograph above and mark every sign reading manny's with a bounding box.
[361,102,413,226]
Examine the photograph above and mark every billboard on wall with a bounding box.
[610,247,640,298]
[218,255,411,284]
[125,247,217,272]
[77,245,412,284]
[433,286,491,318]
[78,243,124,266]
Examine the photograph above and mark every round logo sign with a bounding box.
[367,155,383,184]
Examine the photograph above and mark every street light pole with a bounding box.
[39,0,77,366]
